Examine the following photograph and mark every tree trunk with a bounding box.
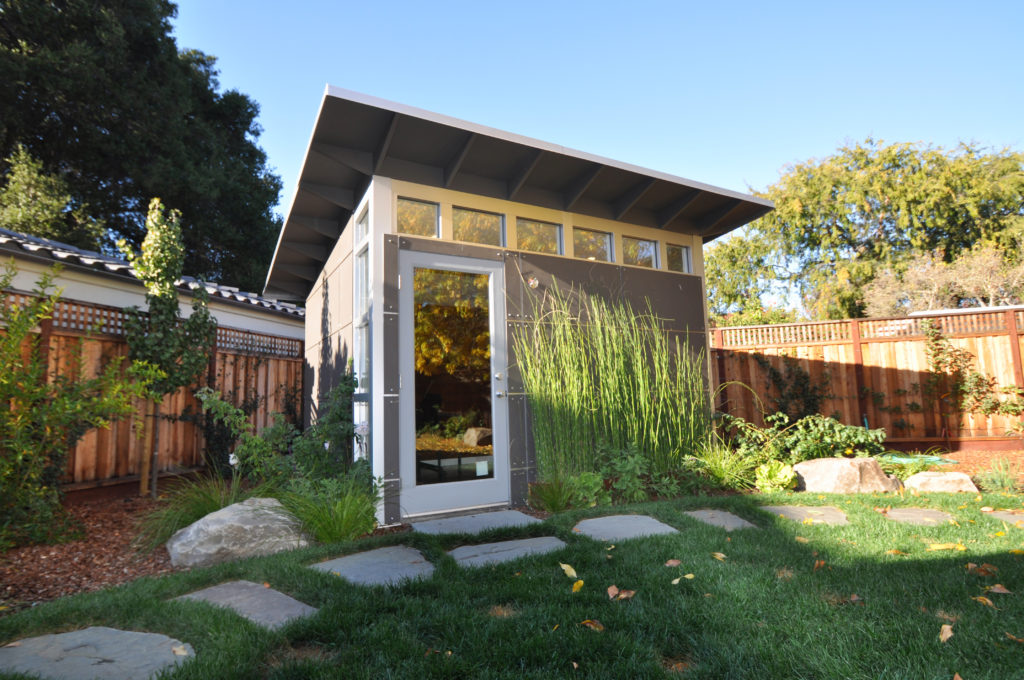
[151,401,161,499]
[139,399,154,496]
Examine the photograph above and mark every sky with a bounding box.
[170,0,1024,218]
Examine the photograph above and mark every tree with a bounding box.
[0,0,282,290]
[730,139,1024,319]
[704,228,785,323]
[119,198,217,496]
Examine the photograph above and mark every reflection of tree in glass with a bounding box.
[414,269,490,384]
[574,229,610,261]
[516,219,560,254]
[623,237,656,267]
[398,198,438,236]
[453,207,502,245]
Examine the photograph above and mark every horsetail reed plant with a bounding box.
[512,286,711,480]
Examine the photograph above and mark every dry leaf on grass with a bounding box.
[606,584,635,600]
[776,568,794,581]
[927,543,966,552]
[559,563,577,579]
[795,536,810,544]
[665,559,682,567]
[940,624,954,643]
[711,552,727,562]
[986,584,1012,594]
[936,611,959,623]
[1006,632,1024,643]
[1010,549,1024,555]
[572,580,584,593]
[171,645,189,656]
[885,549,909,556]
[263,582,271,588]
[580,619,605,632]
[966,563,998,577]
[607,584,619,599]
[671,577,681,585]
[972,596,998,609]
[813,559,826,571]
[488,605,517,618]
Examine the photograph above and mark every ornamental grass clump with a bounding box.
[514,287,711,481]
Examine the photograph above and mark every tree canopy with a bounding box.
[0,0,282,291]
[706,139,1024,321]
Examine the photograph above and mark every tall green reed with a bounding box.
[513,287,710,480]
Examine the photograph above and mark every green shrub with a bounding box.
[690,441,756,490]
[568,471,611,508]
[279,471,378,544]
[528,478,575,513]
[754,461,797,493]
[600,443,650,503]
[724,412,886,466]
[976,458,1021,493]
[0,263,156,550]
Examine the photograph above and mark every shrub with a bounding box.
[0,263,155,550]
[279,470,378,544]
[528,479,575,513]
[724,412,886,466]
[754,461,797,493]
[689,441,756,490]
[976,458,1021,493]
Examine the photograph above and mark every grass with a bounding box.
[2,491,1023,679]
[978,458,1022,493]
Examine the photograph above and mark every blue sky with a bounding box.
[171,1,1023,216]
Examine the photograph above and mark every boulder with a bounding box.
[793,457,901,494]
[166,497,308,568]
[904,471,979,493]
[463,427,493,446]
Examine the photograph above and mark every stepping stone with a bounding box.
[572,514,678,541]
[990,510,1024,527]
[762,505,849,526]
[175,580,317,630]
[883,508,952,525]
[310,546,434,586]
[0,626,193,680]
[449,536,566,567]
[684,509,758,531]
[411,510,540,535]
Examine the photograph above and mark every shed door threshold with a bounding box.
[401,502,509,523]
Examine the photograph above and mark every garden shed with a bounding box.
[265,86,773,522]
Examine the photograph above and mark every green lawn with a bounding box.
[2,492,1022,679]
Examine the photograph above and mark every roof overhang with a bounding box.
[264,86,773,301]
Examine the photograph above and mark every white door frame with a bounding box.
[397,250,509,516]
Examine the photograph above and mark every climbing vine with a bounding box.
[753,353,832,420]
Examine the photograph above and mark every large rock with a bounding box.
[166,497,308,568]
[904,471,979,493]
[793,457,901,494]
[463,427,492,446]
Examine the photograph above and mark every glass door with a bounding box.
[398,251,509,516]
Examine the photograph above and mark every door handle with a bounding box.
[495,391,506,399]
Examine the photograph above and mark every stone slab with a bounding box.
[572,514,679,541]
[310,546,434,586]
[0,626,193,680]
[684,509,758,531]
[175,580,317,630]
[990,510,1024,527]
[448,536,566,567]
[883,508,953,525]
[904,471,978,493]
[761,505,849,526]
[411,510,541,535]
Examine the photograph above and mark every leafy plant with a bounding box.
[568,472,611,508]
[753,353,831,420]
[976,457,1021,493]
[527,479,575,513]
[689,441,756,490]
[724,412,886,465]
[279,472,378,544]
[0,263,156,550]
[754,460,797,493]
[600,443,650,503]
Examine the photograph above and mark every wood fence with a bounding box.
[710,308,1024,449]
[14,294,305,489]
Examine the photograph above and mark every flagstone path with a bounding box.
[4,503,989,679]
[990,509,1024,527]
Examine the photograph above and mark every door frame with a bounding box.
[397,250,510,517]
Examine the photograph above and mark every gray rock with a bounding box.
[463,427,493,446]
[0,626,193,680]
[761,505,850,525]
[311,546,435,586]
[166,497,308,568]
[793,457,901,494]
[572,514,678,541]
[175,580,317,629]
[449,537,566,567]
[884,507,953,525]
[684,509,758,531]
[904,471,979,493]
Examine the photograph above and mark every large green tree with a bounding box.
[709,139,1024,320]
[0,0,281,290]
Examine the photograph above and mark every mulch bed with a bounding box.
[2,449,1021,616]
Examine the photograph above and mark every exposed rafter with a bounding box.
[444,133,477,187]
[311,143,374,175]
[373,113,399,174]
[508,149,544,200]
[563,164,602,211]
[265,279,310,300]
[279,262,320,282]
[613,178,655,220]
[282,241,329,261]
[300,182,355,210]
[697,199,742,234]
[656,190,702,228]
[290,215,340,239]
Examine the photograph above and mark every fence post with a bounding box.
[1006,310,1024,391]
[850,319,868,427]
[713,328,728,414]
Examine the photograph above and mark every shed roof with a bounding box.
[265,86,773,301]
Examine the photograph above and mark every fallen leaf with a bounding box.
[684,573,695,579]
[488,605,517,618]
[776,567,794,581]
[665,559,682,567]
[711,552,727,562]
[986,584,1012,594]
[560,563,577,579]
[3,642,20,648]
[572,579,584,593]
[949,520,960,527]
[607,585,620,600]
[936,610,959,623]
[1006,632,1024,643]
[967,563,998,577]
[885,549,909,556]
[572,661,579,669]
[617,589,636,601]
[1010,549,1024,555]
[671,577,681,585]
[802,517,815,525]
[954,673,964,680]
[981,506,994,512]
[552,624,559,631]
[704,593,713,598]
[606,545,615,550]
[794,536,810,544]
[263,582,271,588]
[993,531,1006,537]
[849,593,863,604]
[171,645,189,656]
[580,619,604,632]
[927,543,966,551]
[940,624,954,643]
[813,559,826,571]
[972,596,998,609]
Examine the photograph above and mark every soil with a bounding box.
[2,450,1022,616]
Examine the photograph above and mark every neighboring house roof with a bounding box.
[0,227,304,319]
[265,86,774,301]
